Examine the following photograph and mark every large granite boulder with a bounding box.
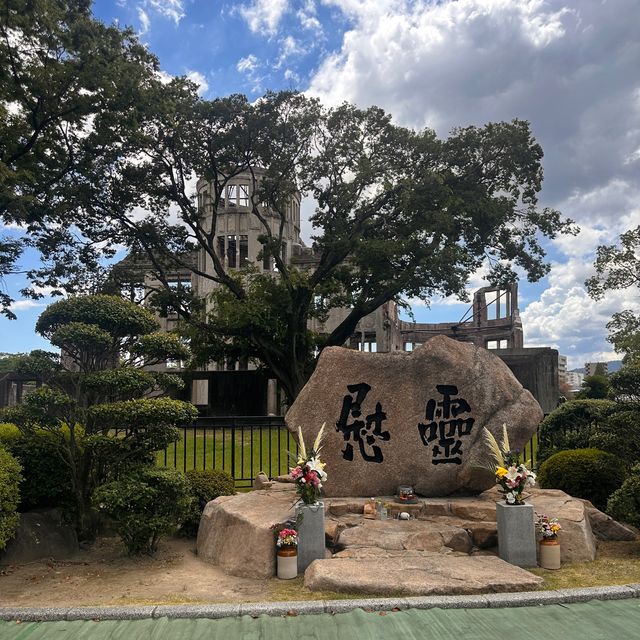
[286,335,543,497]
[196,487,295,579]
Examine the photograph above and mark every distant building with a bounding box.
[558,355,568,381]
[565,371,584,392]
[585,362,608,377]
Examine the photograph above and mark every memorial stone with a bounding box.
[286,335,543,497]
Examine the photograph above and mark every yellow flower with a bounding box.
[496,467,508,477]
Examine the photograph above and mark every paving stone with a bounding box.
[304,554,543,596]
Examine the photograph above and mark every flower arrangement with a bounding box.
[276,528,298,548]
[290,423,327,505]
[483,423,536,505]
[536,514,562,539]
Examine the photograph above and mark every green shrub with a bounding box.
[0,445,22,550]
[182,469,235,537]
[607,465,640,528]
[537,400,617,464]
[590,409,640,470]
[0,423,74,512]
[94,466,192,555]
[537,448,626,510]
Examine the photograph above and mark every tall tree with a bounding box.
[586,225,640,364]
[101,90,574,402]
[0,0,160,316]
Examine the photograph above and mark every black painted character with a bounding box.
[336,382,390,463]
[418,384,474,465]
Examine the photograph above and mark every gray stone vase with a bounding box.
[296,501,325,572]
[496,501,537,567]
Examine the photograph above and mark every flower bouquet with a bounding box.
[483,424,536,505]
[536,514,562,539]
[290,423,327,505]
[276,528,298,549]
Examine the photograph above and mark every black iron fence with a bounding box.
[159,416,542,489]
[158,416,297,489]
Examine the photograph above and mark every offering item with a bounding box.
[397,485,416,503]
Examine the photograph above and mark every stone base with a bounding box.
[297,502,326,572]
[196,485,630,589]
[496,502,537,567]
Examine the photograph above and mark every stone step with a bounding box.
[304,553,543,596]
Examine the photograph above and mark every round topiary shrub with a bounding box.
[607,465,640,528]
[537,448,626,510]
[94,466,192,555]
[181,469,235,537]
[0,445,22,551]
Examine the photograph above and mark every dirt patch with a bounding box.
[0,536,279,607]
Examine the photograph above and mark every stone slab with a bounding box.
[304,555,543,596]
[286,335,543,497]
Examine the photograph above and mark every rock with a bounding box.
[253,472,273,490]
[325,519,344,545]
[196,490,295,579]
[336,519,473,554]
[286,335,542,497]
[468,522,499,549]
[519,488,597,562]
[0,509,78,565]
[578,499,638,541]
[304,554,543,596]
[274,474,295,483]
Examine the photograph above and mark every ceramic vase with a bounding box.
[538,538,561,570]
[276,546,298,579]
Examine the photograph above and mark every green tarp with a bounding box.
[1,600,639,640]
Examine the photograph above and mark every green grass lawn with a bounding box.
[156,426,297,487]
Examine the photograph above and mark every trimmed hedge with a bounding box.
[536,400,617,464]
[607,465,640,528]
[0,445,22,550]
[537,448,626,510]
[0,423,74,512]
[182,469,235,537]
[94,466,192,555]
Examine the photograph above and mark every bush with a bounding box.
[590,408,640,470]
[0,423,74,512]
[607,465,640,528]
[536,400,617,464]
[181,469,235,537]
[0,445,22,550]
[537,448,626,510]
[94,466,192,555]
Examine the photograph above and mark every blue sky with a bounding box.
[1,0,639,368]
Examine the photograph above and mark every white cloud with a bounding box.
[10,300,46,311]
[237,54,259,73]
[137,7,150,34]
[239,0,289,36]
[522,258,640,368]
[298,0,322,33]
[307,0,640,367]
[186,70,209,96]
[146,0,185,25]
[276,36,304,68]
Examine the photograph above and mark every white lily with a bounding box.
[307,456,327,481]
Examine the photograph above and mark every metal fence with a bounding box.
[158,416,297,489]
[160,416,541,488]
